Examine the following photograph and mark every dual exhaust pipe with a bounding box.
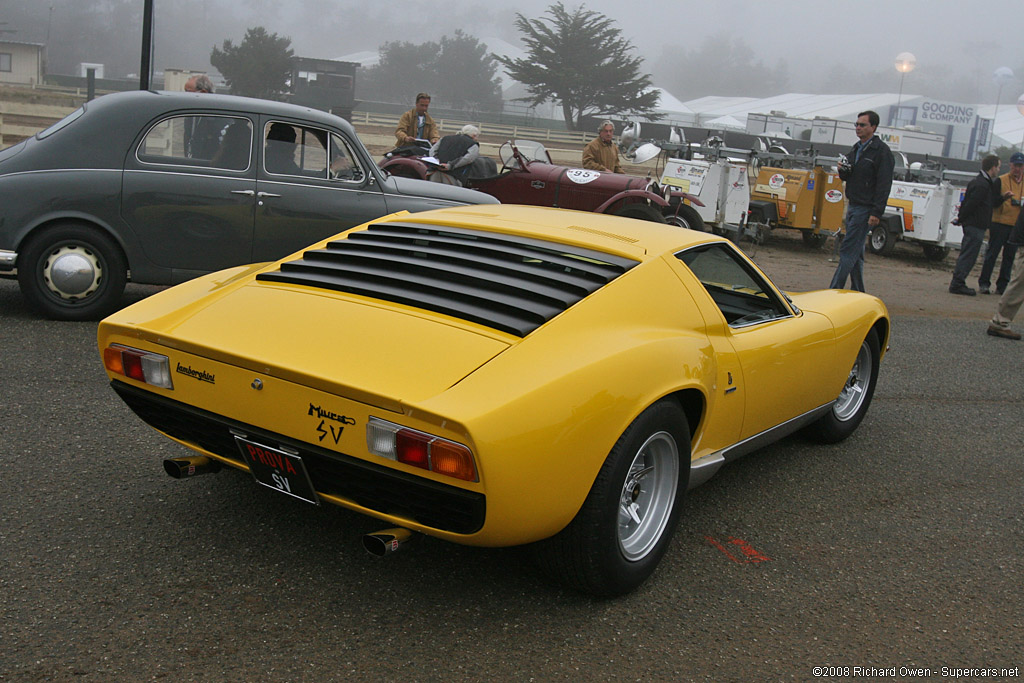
[163,456,414,555]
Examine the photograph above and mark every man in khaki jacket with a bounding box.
[582,121,622,174]
[395,93,440,147]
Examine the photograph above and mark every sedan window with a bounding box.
[263,122,365,182]
[677,244,790,327]
[139,115,252,171]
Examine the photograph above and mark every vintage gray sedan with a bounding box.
[0,90,497,320]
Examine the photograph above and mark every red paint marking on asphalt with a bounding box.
[705,535,772,563]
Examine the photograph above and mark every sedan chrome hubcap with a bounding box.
[43,245,102,300]
[618,431,679,561]
[833,340,872,421]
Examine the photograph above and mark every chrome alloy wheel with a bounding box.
[42,245,103,300]
[618,431,679,561]
[833,340,873,421]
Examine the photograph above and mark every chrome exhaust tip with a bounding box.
[362,528,414,556]
[163,455,222,479]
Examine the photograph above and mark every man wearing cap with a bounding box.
[979,151,1024,294]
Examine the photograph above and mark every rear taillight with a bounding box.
[366,417,477,482]
[103,344,173,389]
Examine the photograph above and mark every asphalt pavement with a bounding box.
[1,277,1022,682]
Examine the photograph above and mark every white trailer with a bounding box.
[659,155,751,236]
[871,180,965,261]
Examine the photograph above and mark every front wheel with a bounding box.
[615,203,667,224]
[17,223,127,321]
[805,329,880,443]
[531,400,689,597]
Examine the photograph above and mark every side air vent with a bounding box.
[256,222,639,336]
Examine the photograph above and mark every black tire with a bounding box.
[805,329,880,443]
[17,223,127,321]
[922,244,950,262]
[665,204,705,232]
[531,400,690,597]
[615,203,667,224]
[802,231,827,248]
[868,223,897,256]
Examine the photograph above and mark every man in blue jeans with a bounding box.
[949,155,1010,296]
[831,111,894,292]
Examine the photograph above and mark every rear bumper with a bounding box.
[110,380,487,535]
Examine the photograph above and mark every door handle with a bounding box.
[230,189,255,196]
[257,191,281,198]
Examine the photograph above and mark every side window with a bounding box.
[264,122,325,177]
[138,115,251,170]
[677,244,790,327]
[0,53,11,72]
[263,122,366,182]
[329,132,365,183]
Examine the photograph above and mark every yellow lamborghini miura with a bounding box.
[99,204,888,596]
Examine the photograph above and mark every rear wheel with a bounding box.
[805,330,880,443]
[615,203,667,224]
[531,400,689,597]
[665,204,705,232]
[17,223,127,321]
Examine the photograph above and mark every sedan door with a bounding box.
[122,114,257,279]
[251,119,390,262]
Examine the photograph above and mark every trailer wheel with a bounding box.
[802,231,828,249]
[868,223,897,256]
[922,244,950,262]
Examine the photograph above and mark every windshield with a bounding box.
[499,140,550,168]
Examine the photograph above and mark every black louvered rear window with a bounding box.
[255,222,639,336]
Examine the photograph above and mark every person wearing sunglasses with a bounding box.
[830,110,894,292]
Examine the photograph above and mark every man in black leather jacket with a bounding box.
[950,155,1009,296]
[830,110,894,292]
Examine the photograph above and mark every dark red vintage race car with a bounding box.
[380,140,706,228]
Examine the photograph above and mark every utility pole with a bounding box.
[140,0,154,89]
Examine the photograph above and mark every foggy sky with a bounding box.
[3,0,1023,102]
[212,0,1024,102]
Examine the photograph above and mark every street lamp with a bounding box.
[1016,93,1024,151]
[894,52,917,126]
[991,67,1015,151]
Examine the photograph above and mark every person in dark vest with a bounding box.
[429,125,481,185]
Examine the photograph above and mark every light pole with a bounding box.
[991,67,1015,150]
[894,52,917,126]
[1016,93,1024,152]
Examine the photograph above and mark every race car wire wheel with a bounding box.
[618,431,680,561]
[833,337,873,421]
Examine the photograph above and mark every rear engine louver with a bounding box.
[256,222,639,336]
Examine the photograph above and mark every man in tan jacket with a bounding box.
[395,93,440,147]
[582,120,622,174]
